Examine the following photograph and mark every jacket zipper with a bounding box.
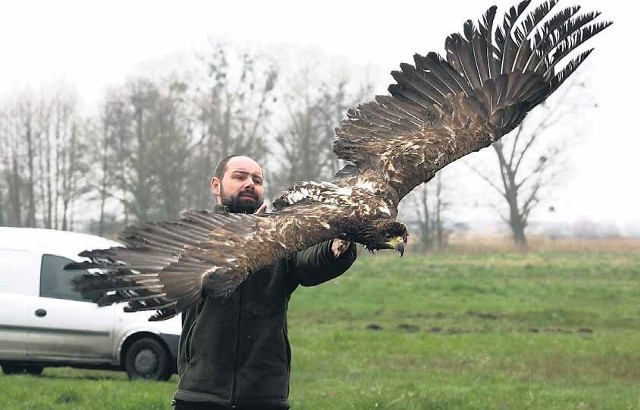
[231,287,243,407]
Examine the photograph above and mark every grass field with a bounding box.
[1,247,639,409]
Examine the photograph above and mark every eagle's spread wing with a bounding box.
[70,0,611,320]
[72,205,347,320]
[334,0,611,203]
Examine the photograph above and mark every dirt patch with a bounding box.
[360,323,595,335]
[466,311,499,320]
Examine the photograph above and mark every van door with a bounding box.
[25,254,116,363]
[0,249,37,359]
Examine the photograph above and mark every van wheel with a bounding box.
[124,338,171,381]
[1,364,44,375]
[1,364,25,375]
[25,365,44,375]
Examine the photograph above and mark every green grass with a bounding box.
[2,251,639,409]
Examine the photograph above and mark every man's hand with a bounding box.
[254,204,267,215]
[331,238,351,258]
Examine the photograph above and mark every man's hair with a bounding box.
[213,154,241,181]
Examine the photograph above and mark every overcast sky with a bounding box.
[0,0,636,232]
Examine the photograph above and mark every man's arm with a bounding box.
[290,239,357,287]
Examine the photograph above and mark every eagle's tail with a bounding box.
[391,0,611,138]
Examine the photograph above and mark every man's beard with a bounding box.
[220,188,263,214]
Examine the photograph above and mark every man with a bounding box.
[172,155,356,409]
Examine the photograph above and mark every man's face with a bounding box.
[211,156,265,213]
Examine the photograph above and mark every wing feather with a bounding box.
[70,204,348,320]
[334,0,610,203]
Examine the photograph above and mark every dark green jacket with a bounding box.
[173,215,357,408]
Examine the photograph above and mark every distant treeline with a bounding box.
[0,43,579,249]
[0,44,372,236]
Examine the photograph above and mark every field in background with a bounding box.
[444,234,640,254]
[1,242,639,409]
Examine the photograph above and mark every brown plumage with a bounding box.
[70,0,611,320]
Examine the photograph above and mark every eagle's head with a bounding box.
[361,220,408,256]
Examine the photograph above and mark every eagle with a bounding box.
[69,0,611,321]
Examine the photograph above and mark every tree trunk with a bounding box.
[510,212,528,249]
[0,185,4,226]
[494,142,529,249]
[98,116,110,236]
[25,115,36,227]
[8,155,22,226]
[434,174,446,250]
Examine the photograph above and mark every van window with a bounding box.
[40,254,91,302]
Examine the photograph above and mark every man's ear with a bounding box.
[211,177,221,198]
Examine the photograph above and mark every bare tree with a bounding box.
[467,80,590,249]
[84,92,135,236]
[79,48,277,232]
[1,109,25,226]
[35,89,88,230]
[127,79,159,221]
[272,65,373,194]
[78,89,132,229]
[1,94,44,227]
[18,99,37,227]
[1,99,31,226]
[186,44,278,208]
[400,172,451,252]
[432,173,449,250]
[149,79,193,219]
[411,184,432,251]
[52,93,90,231]
[35,96,54,228]
[98,78,190,222]
[273,78,338,190]
[93,99,118,236]
[0,87,91,230]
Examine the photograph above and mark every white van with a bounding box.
[0,227,182,380]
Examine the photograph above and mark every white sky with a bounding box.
[0,0,637,232]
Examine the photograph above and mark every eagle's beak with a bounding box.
[388,236,405,257]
